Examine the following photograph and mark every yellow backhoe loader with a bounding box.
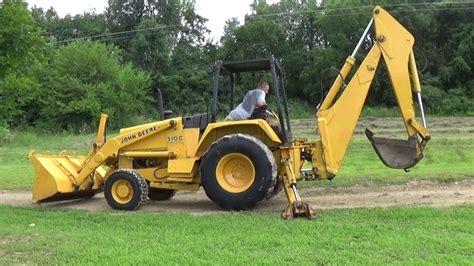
[29,6,430,219]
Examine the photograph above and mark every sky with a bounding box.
[25,0,279,41]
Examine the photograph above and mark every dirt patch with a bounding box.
[1,180,473,215]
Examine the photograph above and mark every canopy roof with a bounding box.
[220,58,283,75]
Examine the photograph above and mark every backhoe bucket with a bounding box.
[29,151,105,203]
[365,129,422,169]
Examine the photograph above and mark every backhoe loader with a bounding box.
[29,6,430,219]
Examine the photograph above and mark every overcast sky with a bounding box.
[26,0,279,41]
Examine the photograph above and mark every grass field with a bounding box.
[294,117,474,187]
[0,117,473,264]
[1,206,473,264]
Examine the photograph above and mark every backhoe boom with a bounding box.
[312,6,430,179]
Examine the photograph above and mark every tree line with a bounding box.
[0,0,473,132]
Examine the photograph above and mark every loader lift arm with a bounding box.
[75,115,177,190]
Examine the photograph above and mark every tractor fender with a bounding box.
[196,120,282,157]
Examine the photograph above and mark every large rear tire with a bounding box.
[104,169,148,211]
[200,134,277,210]
[265,178,284,199]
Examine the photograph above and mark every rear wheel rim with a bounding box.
[216,153,255,193]
[111,179,133,204]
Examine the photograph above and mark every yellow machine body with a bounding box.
[29,114,283,202]
[29,6,430,219]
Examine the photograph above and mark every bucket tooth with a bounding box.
[365,129,422,170]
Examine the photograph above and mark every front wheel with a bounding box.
[200,134,277,210]
[104,169,148,210]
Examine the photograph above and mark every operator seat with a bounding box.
[182,113,211,133]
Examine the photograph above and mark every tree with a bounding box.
[129,18,172,72]
[31,6,107,44]
[0,0,44,76]
[105,0,209,59]
[216,0,473,114]
[220,18,240,44]
[104,0,214,115]
[0,0,44,126]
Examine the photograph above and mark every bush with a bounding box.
[287,98,314,119]
[0,73,39,127]
[423,85,446,114]
[441,89,474,115]
[35,41,152,131]
[0,124,15,144]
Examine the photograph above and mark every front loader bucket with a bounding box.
[365,129,422,170]
[29,151,105,203]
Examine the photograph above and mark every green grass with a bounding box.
[294,117,474,187]
[0,131,93,189]
[298,136,474,188]
[361,106,401,117]
[0,205,472,264]
[1,118,473,264]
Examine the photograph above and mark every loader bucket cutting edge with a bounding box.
[365,129,422,170]
[29,151,105,203]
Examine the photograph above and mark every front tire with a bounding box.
[200,134,277,210]
[104,169,148,210]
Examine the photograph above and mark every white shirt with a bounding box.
[228,89,265,120]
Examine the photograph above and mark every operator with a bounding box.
[225,81,269,121]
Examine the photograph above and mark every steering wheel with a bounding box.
[266,107,278,119]
[250,105,277,123]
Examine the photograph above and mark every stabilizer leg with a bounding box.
[281,184,316,220]
[280,156,316,220]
